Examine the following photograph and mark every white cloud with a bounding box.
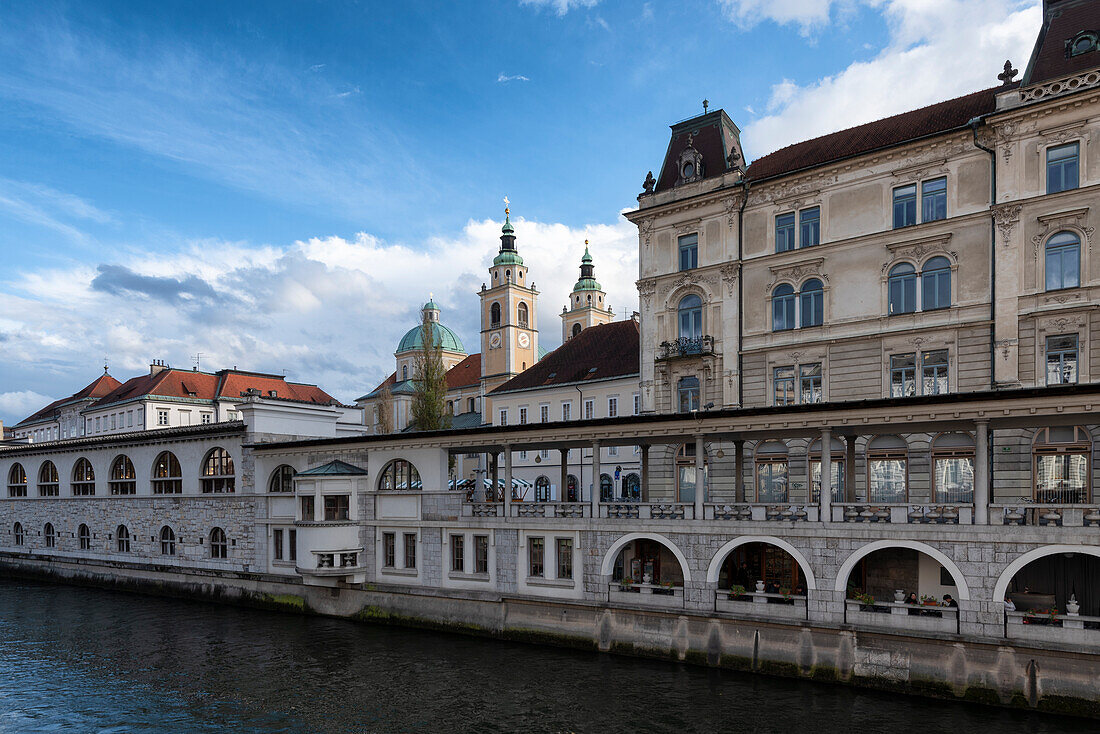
[519,0,599,16]
[0,390,56,422]
[717,0,838,34]
[740,0,1041,159]
[0,178,112,245]
[497,73,531,83]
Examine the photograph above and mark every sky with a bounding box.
[0,0,1042,424]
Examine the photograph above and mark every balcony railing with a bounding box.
[706,503,819,522]
[608,582,684,609]
[657,336,714,360]
[715,590,807,619]
[992,504,1100,527]
[511,502,589,519]
[845,599,959,634]
[831,503,973,524]
[1005,610,1100,647]
[599,502,694,520]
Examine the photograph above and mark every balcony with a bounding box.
[715,590,807,620]
[845,599,959,634]
[706,503,819,522]
[656,336,714,361]
[607,582,685,609]
[831,503,974,524]
[599,502,694,520]
[992,503,1100,527]
[1005,610,1100,647]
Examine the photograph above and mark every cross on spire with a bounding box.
[702,99,708,114]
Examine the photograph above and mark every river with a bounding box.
[0,579,1092,733]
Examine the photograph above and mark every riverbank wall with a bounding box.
[5,552,1100,719]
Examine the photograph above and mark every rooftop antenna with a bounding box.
[702,98,709,114]
[192,352,205,372]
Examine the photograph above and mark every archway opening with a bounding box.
[611,538,685,588]
[1005,552,1100,616]
[718,541,806,596]
[845,547,959,607]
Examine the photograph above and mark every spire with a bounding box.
[572,240,601,292]
[493,198,524,265]
[422,293,440,323]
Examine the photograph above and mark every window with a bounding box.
[299,495,315,521]
[772,284,795,331]
[1045,231,1080,291]
[800,279,823,327]
[109,455,136,495]
[1047,142,1079,194]
[72,458,95,496]
[44,523,56,549]
[890,354,917,397]
[755,442,789,502]
[382,532,396,567]
[474,535,489,574]
[678,233,698,271]
[7,463,27,497]
[921,177,947,222]
[401,365,408,381]
[116,525,130,553]
[37,461,59,497]
[468,397,477,413]
[561,402,571,421]
[323,495,350,521]
[519,407,527,425]
[540,405,549,423]
[893,184,917,228]
[932,433,975,503]
[809,438,846,503]
[921,350,949,395]
[608,397,618,418]
[623,473,640,500]
[78,524,91,551]
[450,534,465,572]
[608,445,617,457]
[921,257,951,311]
[800,363,823,403]
[599,473,613,501]
[528,537,545,578]
[572,323,582,338]
[1070,31,1097,56]
[490,302,501,327]
[201,413,211,425]
[498,409,508,426]
[799,206,820,247]
[152,451,182,494]
[888,263,917,314]
[518,302,529,328]
[1046,334,1079,385]
[157,409,169,426]
[1033,426,1090,503]
[867,436,908,502]
[557,538,573,580]
[210,527,228,559]
[773,366,796,406]
[377,459,422,490]
[269,465,296,493]
[775,213,796,253]
[584,400,594,420]
[633,394,640,415]
[774,363,821,405]
[201,448,235,493]
[159,526,176,555]
[566,474,578,502]
[677,294,702,340]
[403,533,417,569]
[678,376,700,413]
[95,417,101,432]
[675,443,707,503]
[13,522,24,546]
[289,529,297,562]
[110,414,116,430]
[273,528,284,561]
[535,476,551,502]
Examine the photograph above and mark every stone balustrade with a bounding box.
[714,590,807,619]
[607,582,684,609]
[1005,610,1100,646]
[706,503,819,522]
[992,504,1100,527]
[845,600,959,634]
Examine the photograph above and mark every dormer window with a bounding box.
[682,161,695,179]
[1068,31,1097,57]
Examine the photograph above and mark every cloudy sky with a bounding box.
[0,0,1041,424]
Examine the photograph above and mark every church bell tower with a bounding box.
[561,241,612,341]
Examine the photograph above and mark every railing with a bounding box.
[1019,69,1100,103]
[715,590,807,620]
[511,502,589,519]
[599,502,694,520]
[706,503,818,522]
[832,503,973,524]
[608,582,684,609]
[845,600,959,634]
[1005,610,1100,646]
[992,504,1100,527]
[461,502,503,518]
[657,336,715,360]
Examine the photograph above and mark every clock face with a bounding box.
[489,332,502,349]
[518,333,530,348]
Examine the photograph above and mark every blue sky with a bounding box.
[0,0,1040,424]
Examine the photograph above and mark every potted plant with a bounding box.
[852,591,876,609]
[619,576,635,591]
[920,594,940,607]
[655,580,675,596]
[729,584,747,600]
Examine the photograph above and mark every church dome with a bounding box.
[396,321,466,354]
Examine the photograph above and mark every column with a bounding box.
[640,444,650,502]
[491,452,499,502]
[591,441,601,516]
[819,428,833,523]
[474,453,486,503]
[734,440,745,503]
[504,446,513,516]
[974,420,989,525]
[845,435,857,502]
[694,434,705,518]
[559,448,569,502]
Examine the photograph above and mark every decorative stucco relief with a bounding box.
[992,204,1023,248]
[1032,208,1094,259]
[765,257,826,294]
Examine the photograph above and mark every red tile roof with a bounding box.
[446,353,482,390]
[1024,0,1100,85]
[14,372,123,427]
[489,320,639,395]
[91,368,336,408]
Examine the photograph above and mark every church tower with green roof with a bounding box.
[561,241,612,341]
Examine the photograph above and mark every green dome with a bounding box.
[493,250,525,266]
[397,321,466,354]
[423,299,439,310]
[572,244,600,291]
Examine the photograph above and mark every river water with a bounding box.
[0,579,1092,733]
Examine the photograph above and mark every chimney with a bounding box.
[150,359,170,376]
[631,311,641,323]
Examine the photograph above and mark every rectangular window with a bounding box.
[1046,334,1079,385]
[775,213,796,253]
[201,413,211,425]
[403,533,417,569]
[799,206,820,247]
[921,177,947,222]
[95,417,101,432]
[608,397,618,418]
[289,529,296,561]
[556,538,573,580]
[273,529,284,561]
[519,450,528,460]
[584,400,594,420]
[540,449,549,459]
[519,407,527,425]
[608,445,617,456]
[323,494,350,521]
[382,532,395,567]
[499,409,507,426]
[299,495,315,521]
[1047,142,1079,194]
[450,534,465,573]
[474,535,489,574]
[893,184,917,228]
[562,403,571,421]
[773,366,796,406]
[127,411,134,428]
[633,394,640,415]
[921,350,949,395]
[528,537,545,578]
[110,414,116,430]
[799,363,823,404]
[540,405,549,423]
[890,354,917,397]
[157,409,169,426]
[678,234,698,271]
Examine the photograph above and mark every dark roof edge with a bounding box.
[0,421,246,456]
[489,372,640,397]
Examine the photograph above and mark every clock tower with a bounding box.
[561,241,612,341]
[480,205,539,399]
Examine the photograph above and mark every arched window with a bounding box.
[401,365,408,381]
[378,459,422,491]
[13,522,24,546]
[755,441,789,502]
[269,465,296,493]
[38,461,59,497]
[675,443,708,503]
[624,473,641,501]
[809,437,845,503]
[201,448,235,493]
[566,474,579,502]
[772,284,795,331]
[78,523,91,550]
[867,435,908,502]
[152,452,182,494]
[518,302,529,328]
[534,475,551,502]
[677,294,702,340]
[1045,231,1080,291]
[678,376,700,413]
[599,473,613,502]
[888,263,917,315]
[1033,426,1091,504]
[572,323,582,338]
[932,433,975,503]
[7,463,27,497]
[921,257,951,311]
[116,525,130,553]
[72,458,95,496]
[159,526,176,556]
[491,302,501,327]
[799,279,823,327]
[44,523,56,549]
[210,527,228,559]
[109,455,136,495]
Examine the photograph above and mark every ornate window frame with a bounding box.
[1031,209,1092,292]
[1037,123,1089,194]
[881,234,958,316]
[1033,311,1090,386]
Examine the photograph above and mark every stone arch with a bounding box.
[600,532,692,582]
[663,283,710,312]
[706,535,817,589]
[993,544,1100,605]
[833,539,970,600]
